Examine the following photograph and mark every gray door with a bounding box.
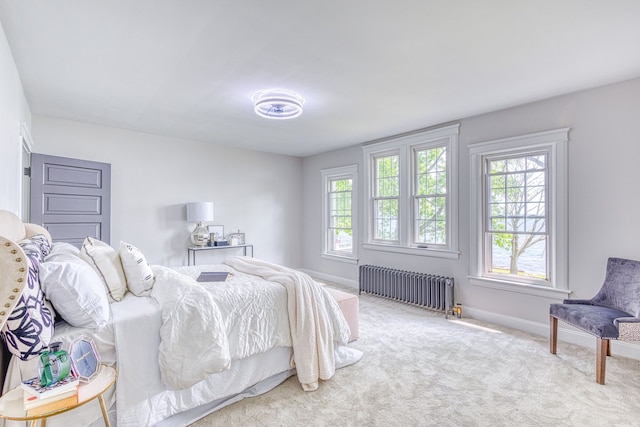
[30,153,111,247]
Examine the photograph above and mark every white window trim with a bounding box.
[370,149,401,243]
[362,124,460,259]
[469,128,570,297]
[321,164,358,264]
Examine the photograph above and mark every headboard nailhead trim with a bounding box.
[0,236,29,330]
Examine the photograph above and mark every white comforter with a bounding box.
[151,257,349,391]
[151,263,292,390]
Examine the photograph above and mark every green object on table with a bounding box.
[39,349,71,387]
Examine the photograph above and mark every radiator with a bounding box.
[359,265,454,317]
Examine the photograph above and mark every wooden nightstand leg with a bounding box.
[98,394,111,427]
[29,419,41,427]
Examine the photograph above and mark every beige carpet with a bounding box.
[190,292,640,427]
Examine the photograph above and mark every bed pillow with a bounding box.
[39,254,110,329]
[79,237,127,302]
[0,237,54,360]
[20,234,52,262]
[47,241,81,259]
[119,241,155,296]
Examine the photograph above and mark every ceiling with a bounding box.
[1,1,640,157]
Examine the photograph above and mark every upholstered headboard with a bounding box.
[0,210,51,245]
[0,210,52,389]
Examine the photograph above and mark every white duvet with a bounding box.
[151,263,292,390]
[151,257,349,391]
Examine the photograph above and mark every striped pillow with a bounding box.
[119,241,155,296]
[79,237,127,302]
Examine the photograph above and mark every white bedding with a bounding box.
[151,263,292,390]
[1,261,362,427]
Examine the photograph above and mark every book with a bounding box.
[21,374,79,400]
[197,271,230,282]
[26,393,78,416]
[24,388,77,410]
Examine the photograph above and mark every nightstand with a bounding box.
[0,364,116,427]
[187,244,254,266]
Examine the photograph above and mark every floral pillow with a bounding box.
[0,234,55,360]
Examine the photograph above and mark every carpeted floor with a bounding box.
[190,291,640,427]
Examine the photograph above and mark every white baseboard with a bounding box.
[464,306,640,361]
[299,269,358,290]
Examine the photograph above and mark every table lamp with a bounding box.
[186,202,214,247]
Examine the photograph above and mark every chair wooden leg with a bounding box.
[606,339,611,356]
[596,338,608,385]
[550,315,558,354]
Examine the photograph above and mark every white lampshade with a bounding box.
[186,202,214,223]
[186,202,214,247]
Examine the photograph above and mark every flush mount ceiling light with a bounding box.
[251,89,304,120]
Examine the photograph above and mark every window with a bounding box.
[363,124,459,259]
[469,128,569,297]
[373,154,399,241]
[321,165,358,263]
[486,153,548,280]
[414,145,447,246]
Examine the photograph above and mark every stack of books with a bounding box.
[21,374,80,416]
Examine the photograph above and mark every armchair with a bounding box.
[550,257,640,384]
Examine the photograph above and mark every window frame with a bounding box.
[412,142,449,248]
[469,128,570,298]
[321,165,358,264]
[371,151,400,243]
[362,124,460,259]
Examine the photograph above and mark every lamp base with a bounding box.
[190,222,210,247]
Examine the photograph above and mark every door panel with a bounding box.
[30,153,111,247]
[44,194,102,215]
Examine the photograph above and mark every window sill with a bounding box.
[321,253,359,264]
[469,276,571,299]
[362,243,460,260]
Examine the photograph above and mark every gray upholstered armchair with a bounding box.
[550,257,640,384]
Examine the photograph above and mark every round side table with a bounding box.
[0,364,116,427]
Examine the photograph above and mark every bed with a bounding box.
[0,210,362,426]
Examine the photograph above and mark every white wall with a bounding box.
[32,116,303,268]
[0,20,31,215]
[302,77,640,354]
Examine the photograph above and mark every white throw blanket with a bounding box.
[224,256,351,391]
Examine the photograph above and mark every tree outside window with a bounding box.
[363,124,459,258]
[414,145,447,246]
[328,177,353,253]
[486,154,548,280]
[322,164,358,262]
[470,128,568,292]
[373,154,399,241]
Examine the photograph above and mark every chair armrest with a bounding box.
[562,299,594,305]
[615,317,640,341]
